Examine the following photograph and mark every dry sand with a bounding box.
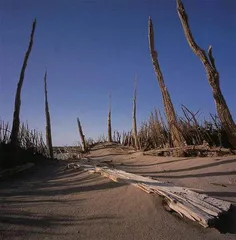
[0,144,236,240]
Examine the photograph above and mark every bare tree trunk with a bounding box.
[10,19,36,147]
[107,93,112,142]
[77,117,86,152]
[132,76,139,150]
[148,17,185,149]
[44,71,53,159]
[176,0,236,149]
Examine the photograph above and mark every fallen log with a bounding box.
[80,164,232,228]
[143,145,236,157]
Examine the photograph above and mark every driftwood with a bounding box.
[0,163,34,179]
[143,145,236,157]
[79,164,232,228]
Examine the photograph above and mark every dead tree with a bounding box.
[132,76,139,150]
[107,93,112,142]
[10,19,36,147]
[177,0,236,149]
[148,17,186,149]
[77,117,86,152]
[44,71,53,159]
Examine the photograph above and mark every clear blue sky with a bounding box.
[0,0,235,146]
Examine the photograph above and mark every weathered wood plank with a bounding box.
[79,164,232,228]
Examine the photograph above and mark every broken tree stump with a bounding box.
[80,164,232,228]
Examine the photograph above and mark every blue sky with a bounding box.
[0,0,235,146]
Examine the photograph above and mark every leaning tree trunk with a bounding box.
[148,17,185,149]
[77,117,86,152]
[177,0,236,149]
[132,76,139,150]
[10,19,36,147]
[44,71,53,159]
[107,93,112,142]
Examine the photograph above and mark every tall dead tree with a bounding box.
[177,0,236,149]
[77,117,86,152]
[148,17,185,148]
[132,76,139,150]
[107,93,112,142]
[10,19,36,147]
[44,71,53,159]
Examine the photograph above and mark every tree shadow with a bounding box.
[0,162,125,238]
[0,160,127,199]
[89,153,122,158]
[123,157,196,168]
[0,209,120,236]
[144,170,236,179]
[150,158,236,174]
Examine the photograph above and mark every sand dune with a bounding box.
[0,144,235,239]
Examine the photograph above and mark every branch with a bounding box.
[176,0,212,69]
[207,45,216,70]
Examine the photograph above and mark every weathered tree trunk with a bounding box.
[10,19,36,147]
[107,93,112,142]
[132,76,139,150]
[44,71,53,159]
[77,117,86,152]
[148,17,186,149]
[177,0,236,149]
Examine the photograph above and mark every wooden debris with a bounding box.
[143,145,236,157]
[81,164,232,228]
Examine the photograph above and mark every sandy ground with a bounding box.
[0,144,236,240]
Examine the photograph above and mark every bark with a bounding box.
[44,71,54,159]
[148,17,185,149]
[107,93,112,142]
[177,0,236,149]
[10,19,36,147]
[132,77,139,150]
[77,117,86,152]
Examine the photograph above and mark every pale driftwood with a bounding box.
[81,164,232,228]
[143,145,236,157]
[0,163,34,179]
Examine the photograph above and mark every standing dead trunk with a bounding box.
[77,117,86,152]
[107,93,112,142]
[10,19,36,147]
[176,0,236,149]
[132,76,139,150]
[44,71,53,159]
[148,17,185,149]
